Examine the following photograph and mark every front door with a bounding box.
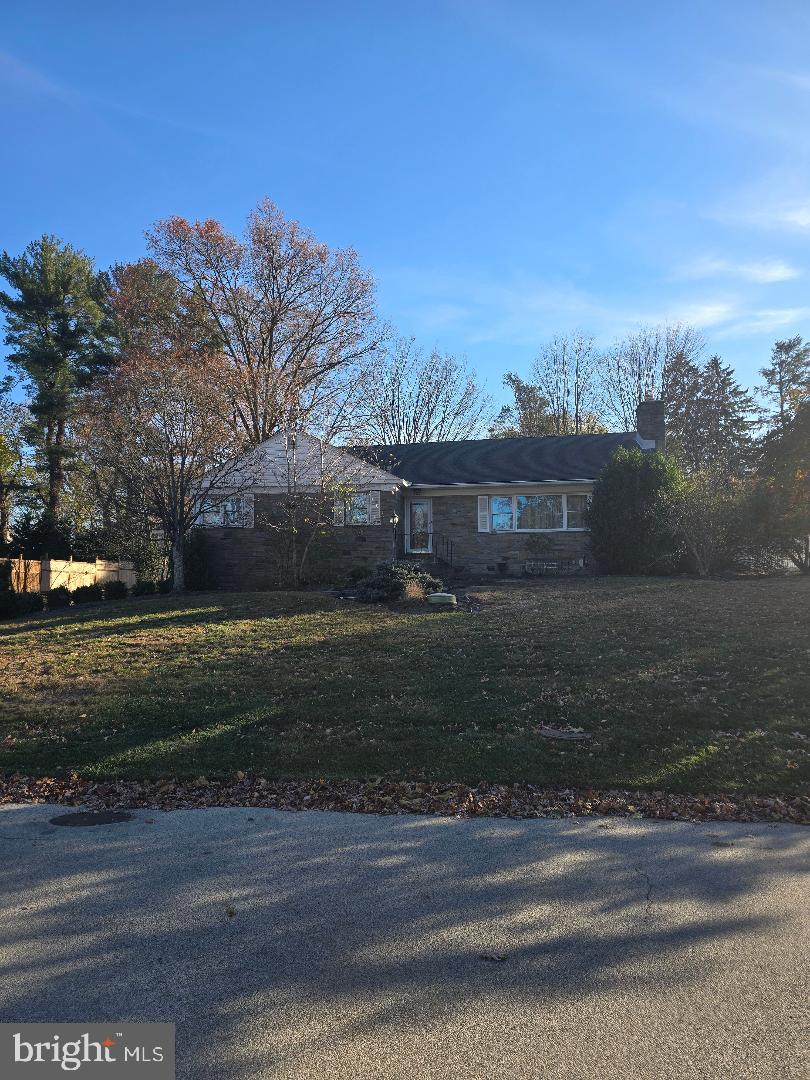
[406,498,432,553]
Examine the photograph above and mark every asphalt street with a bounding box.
[1,804,807,1079]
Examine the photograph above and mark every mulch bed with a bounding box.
[2,773,808,824]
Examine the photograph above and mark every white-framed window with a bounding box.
[490,495,514,531]
[477,493,589,532]
[516,494,563,530]
[565,494,589,530]
[333,490,382,526]
[200,495,253,527]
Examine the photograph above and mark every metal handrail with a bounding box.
[403,530,454,568]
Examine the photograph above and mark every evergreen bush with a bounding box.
[589,448,685,575]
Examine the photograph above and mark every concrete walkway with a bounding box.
[0,804,807,1079]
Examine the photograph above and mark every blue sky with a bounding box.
[2,0,809,405]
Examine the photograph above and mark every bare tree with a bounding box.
[354,337,494,444]
[250,430,384,587]
[146,199,382,446]
[84,351,257,591]
[600,324,703,431]
[531,332,605,434]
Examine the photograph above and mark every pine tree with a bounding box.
[0,236,114,518]
[759,336,810,432]
[661,349,704,472]
[692,356,755,478]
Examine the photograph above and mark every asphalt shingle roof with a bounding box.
[350,433,640,486]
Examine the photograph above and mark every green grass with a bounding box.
[1,578,808,794]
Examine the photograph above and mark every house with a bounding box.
[195,400,665,587]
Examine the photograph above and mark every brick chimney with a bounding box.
[635,399,666,450]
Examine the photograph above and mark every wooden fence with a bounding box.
[0,557,137,593]
[1,557,41,593]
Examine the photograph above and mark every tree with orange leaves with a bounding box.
[146,199,381,445]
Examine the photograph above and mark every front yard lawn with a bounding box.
[1,578,808,795]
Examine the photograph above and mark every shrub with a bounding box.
[0,561,12,591]
[71,582,105,604]
[402,579,427,603]
[589,448,685,575]
[14,591,45,615]
[157,578,174,594]
[132,580,157,596]
[355,561,443,603]
[660,469,747,577]
[46,586,71,609]
[104,579,129,600]
[0,590,44,619]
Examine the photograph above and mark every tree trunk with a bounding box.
[46,419,66,516]
[172,540,185,591]
[0,484,10,545]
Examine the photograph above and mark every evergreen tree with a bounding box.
[588,447,685,574]
[489,373,557,437]
[661,349,704,471]
[0,236,114,519]
[694,355,756,477]
[759,336,810,432]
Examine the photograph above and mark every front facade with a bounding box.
[196,403,665,587]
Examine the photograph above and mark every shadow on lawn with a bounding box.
[0,806,806,1077]
[0,592,345,642]
[2,596,808,792]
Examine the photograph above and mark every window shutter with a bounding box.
[368,490,381,525]
[477,495,490,532]
[241,493,254,528]
[333,497,345,526]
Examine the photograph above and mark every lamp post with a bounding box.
[390,513,399,564]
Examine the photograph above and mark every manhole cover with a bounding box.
[49,810,133,827]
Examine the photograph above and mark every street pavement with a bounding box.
[1,803,807,1079]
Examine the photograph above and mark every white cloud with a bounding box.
[710,196,810,232]
[663,302,737,328]
[380,265,742,348]
[777,206,810,229]
[759,68,810,94]
[0,47,236,140]
[716,307,810,337]
[677,256,800,284]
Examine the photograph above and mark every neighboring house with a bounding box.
[196,401,665,587]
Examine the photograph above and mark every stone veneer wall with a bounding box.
[197,489,404,589]
[429,493,591,574]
